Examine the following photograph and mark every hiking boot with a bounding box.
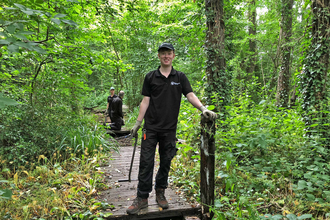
[155,188,169,209]
[126,197,148,215]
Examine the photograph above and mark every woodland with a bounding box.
[0,0,330,219]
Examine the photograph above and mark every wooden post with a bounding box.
[200,115,215,220]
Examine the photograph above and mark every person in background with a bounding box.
[110,90,124,130]
[126,43,217,215]
[107,87,117,122]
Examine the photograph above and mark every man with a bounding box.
[107,87,117,122]
[126,43,217,215]
[110,90,124,130]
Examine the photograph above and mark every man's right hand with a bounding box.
[131,120,142,137]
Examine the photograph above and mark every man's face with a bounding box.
[110,89,115,95]
[158,49,175,67]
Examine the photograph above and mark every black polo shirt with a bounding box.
[142,67,193,132]
[107,94,117,109]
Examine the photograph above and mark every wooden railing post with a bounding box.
[200,115,215,220]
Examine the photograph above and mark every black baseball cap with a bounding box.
[158,43,175,52]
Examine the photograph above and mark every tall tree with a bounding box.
[300,0,330,141]
[276,0,293,107]
[205,0,228,110]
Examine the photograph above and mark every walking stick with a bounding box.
[118,134,138,182]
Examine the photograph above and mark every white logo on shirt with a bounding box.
[171,81,180,85]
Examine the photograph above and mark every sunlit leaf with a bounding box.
[207,105,215,110]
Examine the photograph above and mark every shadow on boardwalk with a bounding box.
[97,136,201,220]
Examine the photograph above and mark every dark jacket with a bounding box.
[107,94,118,113]
[110,96,123,121]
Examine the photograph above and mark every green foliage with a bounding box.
[0,104,108,169]
[172,95,330,218]
[0,150,113,219]
[57,125,118,160]
[1,0,330,219]
[0,93,18,108]
[0,185,12,200]
[83,92,109,109]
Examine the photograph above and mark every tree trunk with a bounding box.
[300,0,330,143]
[205,0,228,110]
[246,0,257,76]
[276,0,293,107]
[247,0,262,102]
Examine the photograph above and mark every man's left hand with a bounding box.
[200,106,217,120]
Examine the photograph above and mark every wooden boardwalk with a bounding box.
[97,138,201,220]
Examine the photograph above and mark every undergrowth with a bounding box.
[0,151,116,219]
[172,96,330,220]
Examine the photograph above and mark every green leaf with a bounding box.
[0,189,12,200]
[15,23,24,31]
[315,198,325,203]
[306,193,315,201]
[14,41,31,49]
[14,34,28,40]
[32,46,47,54]
[208,105,215,110]
[6,25,17,34]
[13,3,26,10]
[297,214,313,219]
[297,180,307,190]
[45,12,52,17]
[17,31,34,35]
[271,215,284,220]
[286,214,297,220]
[0,93,18,109]
[0,39,11,45]
[51,18,61,25]
[4,7,18,10]
[8,44,19,53]
[62,19,78,26]
[21,9,34,15]
[54,13,67,18]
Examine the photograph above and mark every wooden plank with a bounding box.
[200,115,215,220]
[97,143,201,220]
